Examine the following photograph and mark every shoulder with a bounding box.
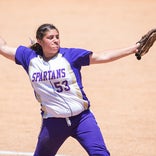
[59,47,92,56]
[16,46,36,55]
[16,46,37,59]
[59,47,92,66]
[15,45,37,67]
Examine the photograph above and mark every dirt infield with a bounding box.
[0,0,156,155]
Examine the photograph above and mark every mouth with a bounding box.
[52,43,60,50]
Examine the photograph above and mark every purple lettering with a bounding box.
[32,73,36,82]
[61,68,65,77]
[56,69,61,79]
[48,70,52,80]
[31,68,66,82]
[51,71,56,79]
[36,72,41,81]
[43,71,48,81]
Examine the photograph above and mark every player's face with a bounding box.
[38,29,60,60]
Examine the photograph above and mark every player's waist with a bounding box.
[41,102,89,119]
[43,109,90,127]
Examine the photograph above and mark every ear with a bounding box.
[37,39,42,45]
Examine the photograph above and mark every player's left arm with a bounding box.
[90,43,139,64]
[0,37,17,61]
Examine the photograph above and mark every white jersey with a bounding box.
[15,46,92,118]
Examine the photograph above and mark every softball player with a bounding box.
[0,23,139,156]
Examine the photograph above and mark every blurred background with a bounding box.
[0,0,156,155]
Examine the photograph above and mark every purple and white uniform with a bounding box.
[15,46,110,156]
[16,46,90,118]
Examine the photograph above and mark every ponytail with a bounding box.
[29,43,43,56]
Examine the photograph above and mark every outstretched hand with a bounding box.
[135,29,156,60]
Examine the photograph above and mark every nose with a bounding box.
[52,36,60,45]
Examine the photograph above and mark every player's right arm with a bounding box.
[0,37,17,61]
